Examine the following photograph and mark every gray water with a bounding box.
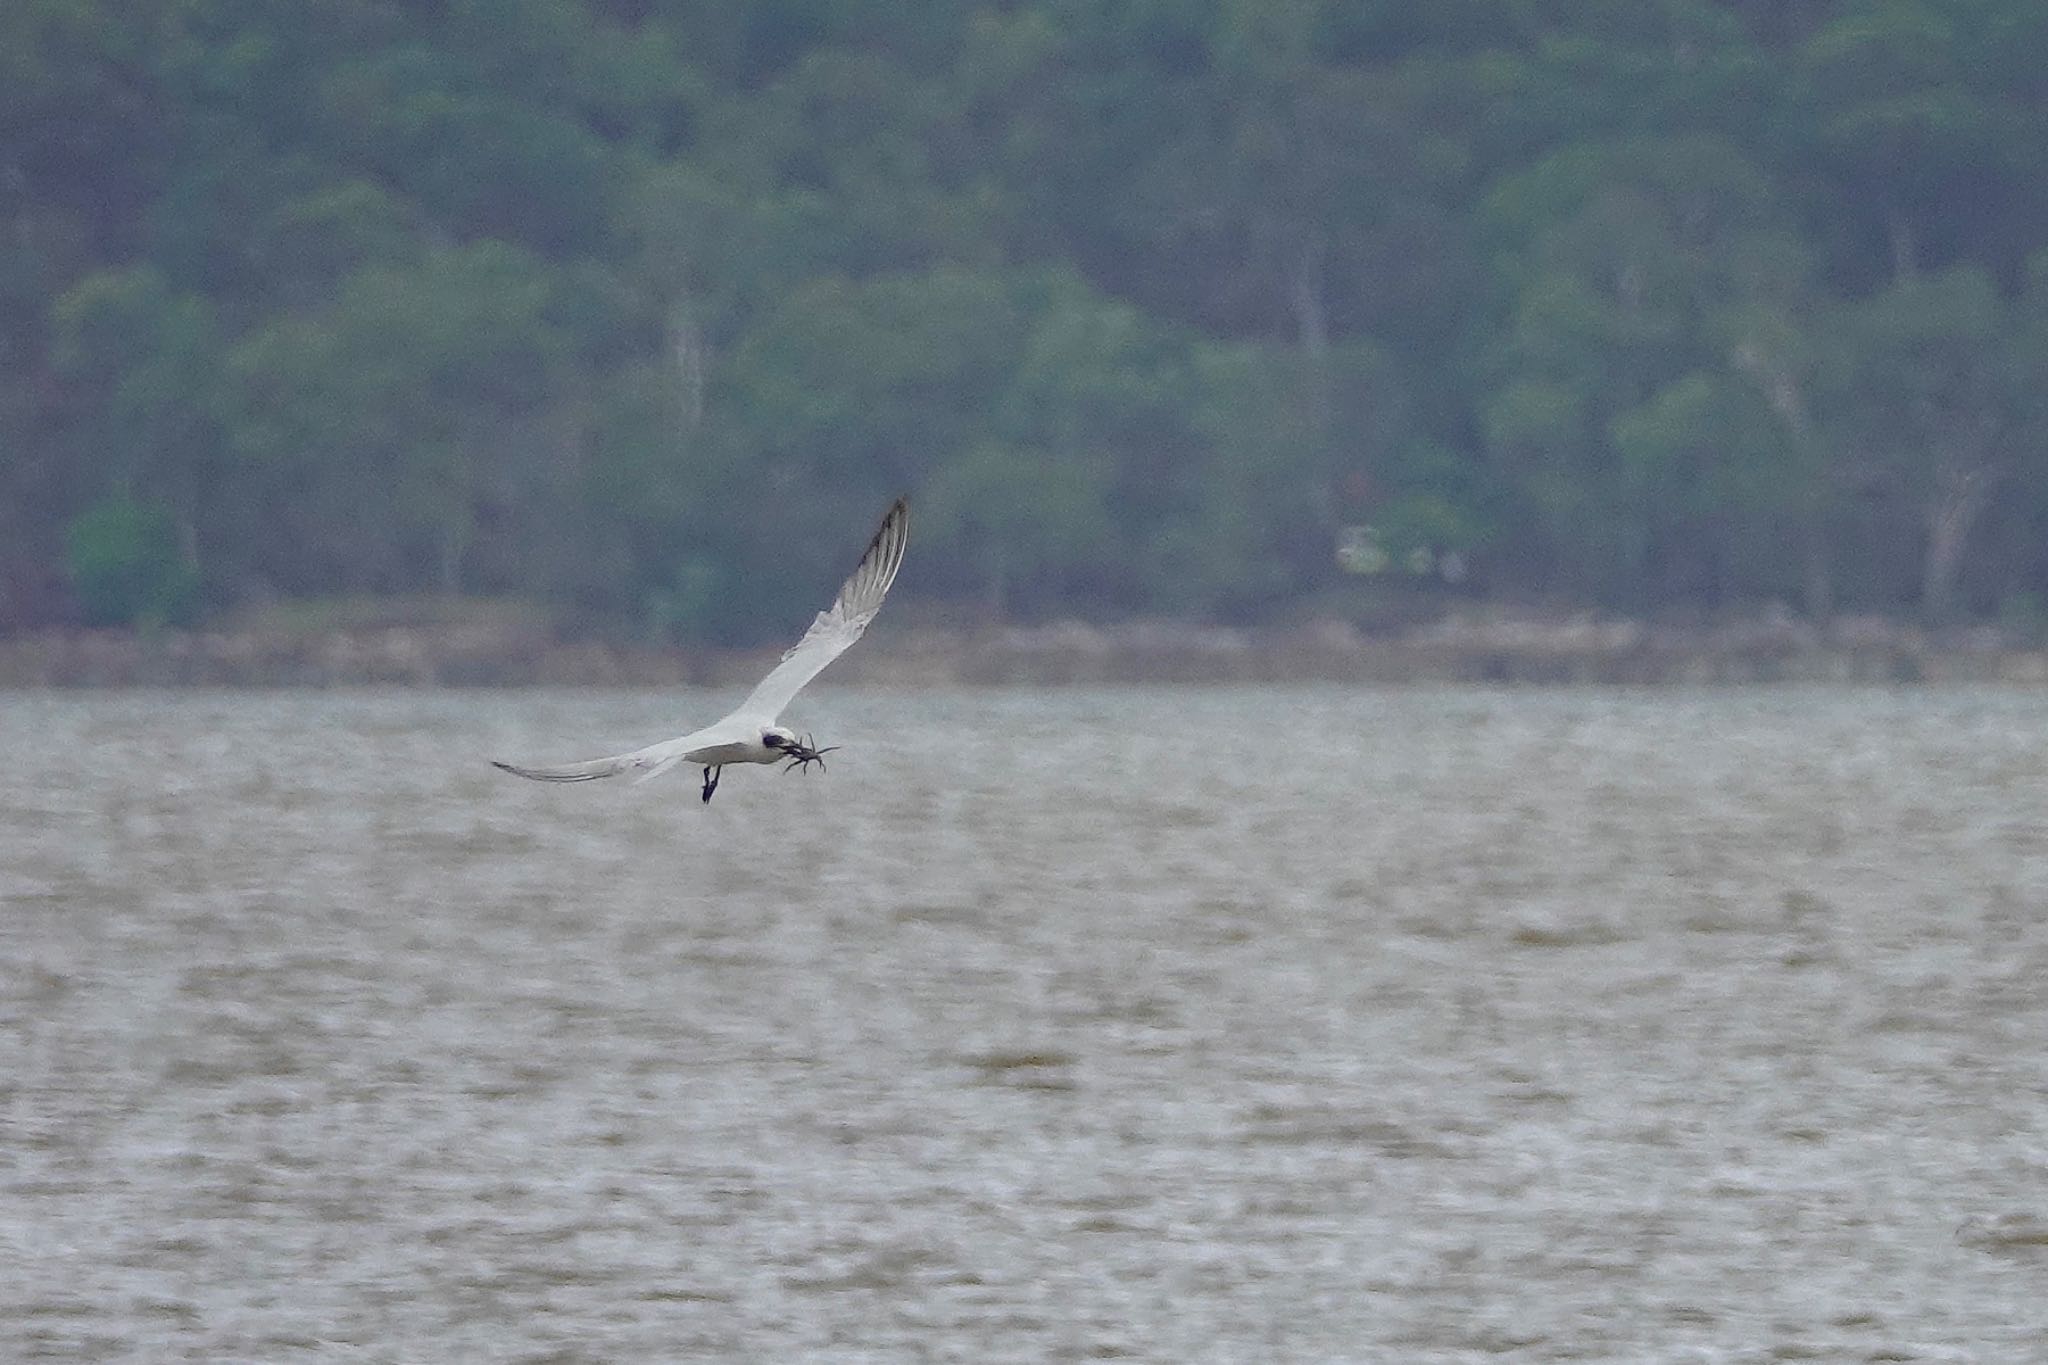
[5,686,2048,1362]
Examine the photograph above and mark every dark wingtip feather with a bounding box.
[872,496,908,556]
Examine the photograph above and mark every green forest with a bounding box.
[7,0,2048,641]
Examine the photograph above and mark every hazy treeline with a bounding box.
[7,0,2048,639]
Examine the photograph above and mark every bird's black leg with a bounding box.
[701,765,721,803]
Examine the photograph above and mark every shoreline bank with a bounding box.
[5,611,2047,688]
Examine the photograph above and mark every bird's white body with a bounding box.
[673,733,783,770]
[493,497,909,800]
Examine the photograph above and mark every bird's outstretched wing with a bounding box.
[728,497,909,724]
[492,723,728,786]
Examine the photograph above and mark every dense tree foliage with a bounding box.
[6,0,2047,635]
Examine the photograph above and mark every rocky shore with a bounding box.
[5,608,2048,688]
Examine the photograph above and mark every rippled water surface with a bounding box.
[7,686,2048,1361]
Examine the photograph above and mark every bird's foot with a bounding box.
[701,765,721,802]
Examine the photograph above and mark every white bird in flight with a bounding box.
[494,497,909,803]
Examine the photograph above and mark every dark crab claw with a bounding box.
[779,732,840,774]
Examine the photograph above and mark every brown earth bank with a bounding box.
[6,608,2048,688]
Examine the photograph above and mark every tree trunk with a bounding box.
[986,538,1008,618]
[670,303,705,431]
[1887,208,1918,284]
[1921,459,1993,624]
[1731,339,1833,624]
[439,519,467,596]
[439,445,473,597]
[1286,230,1329,363]
[1286,230,1336,522]
[1802,525,1833,627]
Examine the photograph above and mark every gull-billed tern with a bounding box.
[493,496,908,803]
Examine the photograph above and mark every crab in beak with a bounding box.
[779,731,839,774]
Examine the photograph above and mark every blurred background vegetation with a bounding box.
[6,0,2048,640]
